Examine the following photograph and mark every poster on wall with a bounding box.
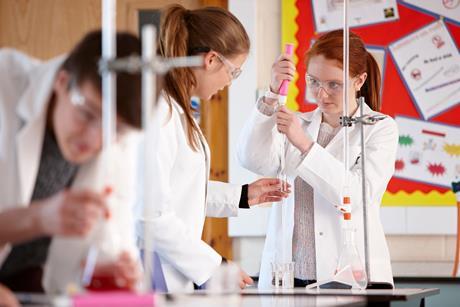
[401,0,460,24]
[311,0,399,33]
[389,20,460,119]
[394,116,460,188]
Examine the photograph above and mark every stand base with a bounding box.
[318,281,352,289]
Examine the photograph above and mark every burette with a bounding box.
[342,0,351,210]
[277,44,294,263]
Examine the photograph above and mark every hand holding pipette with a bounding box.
[269,51,296,97]
[273,45,313,154]
[276,106,314,154]
[277,44,294,101]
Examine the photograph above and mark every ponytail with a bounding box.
[159,4,250,151]
[360,52,381,111]
[159,5,200,150]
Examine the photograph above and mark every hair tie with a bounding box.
[183,9,192,21]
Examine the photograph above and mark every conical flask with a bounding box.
[335,197,368,290]
[80,165,140,292]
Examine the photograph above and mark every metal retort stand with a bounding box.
[94,0,203,292]
[340,96,387,287]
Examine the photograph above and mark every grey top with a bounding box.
[0,127,78,279]
[292,122,340,280]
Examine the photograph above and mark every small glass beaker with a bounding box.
[271,262,294,289]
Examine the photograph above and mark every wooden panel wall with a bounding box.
[0,0,201,58]
[0,0,232,260]
[201,87,232,260]
[198,0,231,261]
[0,0,101,59]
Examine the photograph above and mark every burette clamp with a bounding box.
[340,97,387,128]
[339,115,355,127]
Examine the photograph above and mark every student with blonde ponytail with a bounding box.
[137,4,290,292]
[238,30,398,289]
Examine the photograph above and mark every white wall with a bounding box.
[228,0,274,239]
[228,0,257,188]
[228,0,458,277]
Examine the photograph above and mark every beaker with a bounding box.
[271,261,294,289]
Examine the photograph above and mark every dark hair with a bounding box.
[306,30,381,111]
[159,4,250,150]
[61,30,142,129]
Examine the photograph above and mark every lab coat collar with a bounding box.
[299,107,322,142]
[16,55,66,122]
[297,102,374,152]
[15,55,66,205]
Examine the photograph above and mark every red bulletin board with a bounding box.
[282,0,460,206]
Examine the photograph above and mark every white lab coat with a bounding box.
[0,49,139,293]
[136,93,243,293]
[238,100,398,289]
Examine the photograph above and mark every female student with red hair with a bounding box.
[238,30,398,289]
